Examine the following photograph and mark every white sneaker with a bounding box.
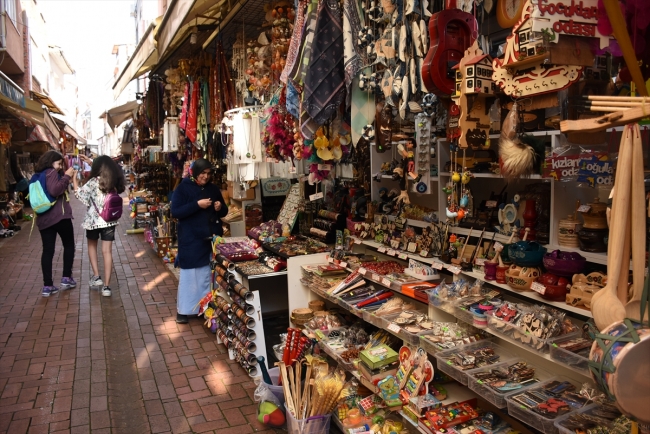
[102,286,112,297]
[90,275,103,287]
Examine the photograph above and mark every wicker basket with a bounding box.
[309,300,325,312]
[291,308,314,328]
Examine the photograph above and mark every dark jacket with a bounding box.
[171,177,228,269]
[36,169,73,231]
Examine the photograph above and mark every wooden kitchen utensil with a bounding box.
[451,228,472,265]
[591,125,632,330]
[626,124,648,321]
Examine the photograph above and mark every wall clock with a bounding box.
[497,0,524,28]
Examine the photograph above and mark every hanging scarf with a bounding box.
[281,0,309,84]
[291,0,319,86]
[301,0,346,139]
[180,82,190,130]
[186,81,199,144]
[343,0,366,102]
[196,79,209,149]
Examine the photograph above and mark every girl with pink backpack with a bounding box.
[72,156,126,297]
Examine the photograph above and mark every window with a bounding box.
[2,0,17,25]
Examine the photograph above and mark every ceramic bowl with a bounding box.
[538,272,570,301]
[543,250,586,277]
[507,241,547,266]
[505,265,542,291]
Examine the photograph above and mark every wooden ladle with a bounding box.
[591,125,632,330]
[625,124,648,321]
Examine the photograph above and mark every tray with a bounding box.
[505,377,586,434]
[485,310,580,354]
[466,358,554,409]
[433,340,516,386]
[385,310,431,345]
[554,403,629,434]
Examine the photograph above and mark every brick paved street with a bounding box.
[0,196,278,433]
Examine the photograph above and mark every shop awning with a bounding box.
[27,125,59,150]
[155,0,228,62]
[104,100,140,130]
[112,22,159,101]
[63,125,86,145]
[0,94,60,138]
[31,90,64,115]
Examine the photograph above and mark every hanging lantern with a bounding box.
[0,123,12,145]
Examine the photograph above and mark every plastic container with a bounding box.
[385,310,430,345]
[553,404,626,434]
[485,310,579,354]
[285,404,332,434]
[433,340,516,386]
[419,330,486,355]
[362,310,390,328]
[427,291,458,315]
[466,358,553,408]
[547,336,592,375]
[505,377,584,434]
[266,367,285,407]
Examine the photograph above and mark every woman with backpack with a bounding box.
[171,159,228,324]
[34,150,77,297]
[72,156,126,297]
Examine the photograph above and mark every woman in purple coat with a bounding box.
[34,151,77,297]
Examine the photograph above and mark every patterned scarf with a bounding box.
[301,0,345,139]
[280,0,309,84]
[343,0,366,103]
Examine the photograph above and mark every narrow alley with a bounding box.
[0,196,276,434]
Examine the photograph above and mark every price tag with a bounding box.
[577,205,591,212]
[309,192,324,201]
[340,261,348,268]
[354,238,362,245]
[315,330,326,340]
[398,253,408,260]
[144,212,150,217]
[387,323,402,334]
[318,164,333,171]
[475,258,486,266]
[372,274,380,282]
[448,266,461,275]
[432,262,443,270]
[328,256,334,263]
[382,277,392,287]
[531,281,546,295]
[494,242,504,251]
[266,157,274,163]
[387,249,396,256]
[486,200,498,208]
[420,250,429,257]
[378,246,387,253]
[358,267,367,275]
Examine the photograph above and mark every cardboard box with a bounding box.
[358,360,399,385]
[359,345,398,370]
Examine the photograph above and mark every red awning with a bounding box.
[27,125,59,150]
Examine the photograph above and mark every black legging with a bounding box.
[40,219,75,287]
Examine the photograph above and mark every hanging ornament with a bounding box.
[0,123,12,146]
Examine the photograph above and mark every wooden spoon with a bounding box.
[452,228,473,264]
[626,124,648,321]
[591,125,632,330]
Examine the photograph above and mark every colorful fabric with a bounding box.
[301,0,346,139]
[351,67,376,146]
[292,0,319,86]
[186,81,199,144]
[177,264,211,315]
[75,177,118,231]
[281,0,308,84]
[343,0,366,102]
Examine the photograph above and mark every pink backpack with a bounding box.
[91,190,123,222]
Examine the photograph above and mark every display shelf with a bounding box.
[544,243,611,267]
[459,268,593,319]
[447,226,516,245]
[439,172,546,179]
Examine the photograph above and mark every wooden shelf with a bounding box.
[439,172,547,179]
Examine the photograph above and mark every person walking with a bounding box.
[72,156,126,297]
[171,159,228,324]
[34,150,77,297]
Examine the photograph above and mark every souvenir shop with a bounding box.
[123,0,650,431]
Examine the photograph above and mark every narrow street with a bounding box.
[0,197,275,434]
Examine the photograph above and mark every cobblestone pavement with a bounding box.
[0,196,279,433]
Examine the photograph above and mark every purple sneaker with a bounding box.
[61,277,77,290]
[42,286,59,297]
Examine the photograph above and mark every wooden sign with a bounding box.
[453,41,493,150]
[531,0,611,49]
[492,0,583,98]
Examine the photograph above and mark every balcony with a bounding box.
[0,0,24,74]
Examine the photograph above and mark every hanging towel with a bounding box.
[301,0,346,139]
